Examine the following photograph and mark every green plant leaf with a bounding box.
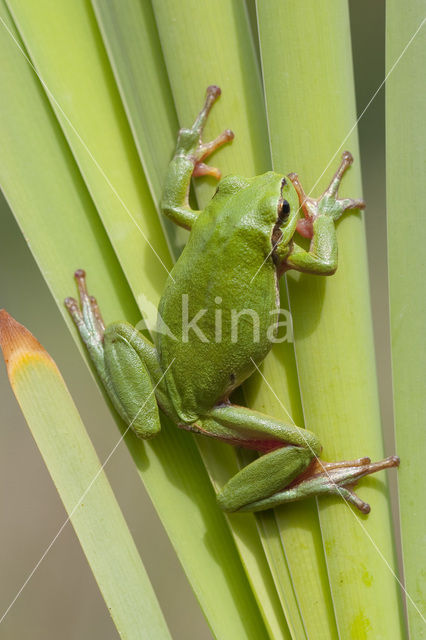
[257,1,405,637]
[6,0,173,303]
[91,0,186,259]
[386,2,426,636]
[0,3,268,638]
[0,311,172,640]
[244,346,337,639]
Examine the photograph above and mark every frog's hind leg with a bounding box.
[193,403,399,513]
[230,454,399,514]
[192,403,320,512]
[65,269,165,438]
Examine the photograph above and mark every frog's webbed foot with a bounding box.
[177,85,234,180]
[65,269,105,358]
[65,270,163,438]
[289,152,366,239]
[304,455,400,514]
[244,454,400,514]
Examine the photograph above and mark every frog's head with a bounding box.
[217,172,302,254]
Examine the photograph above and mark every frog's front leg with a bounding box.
[161,85,234,230]
[278,152,366,274]
[191,404,399,514]
[65,270,172,437]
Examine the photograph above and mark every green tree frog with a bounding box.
[66,86,399,514]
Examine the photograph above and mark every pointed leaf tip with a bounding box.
[0,310,55,378]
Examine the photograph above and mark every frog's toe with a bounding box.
[64,295,82,324]
[197,128,234,161]
[303,455,400,513]
[192,85,222,132]
[65,269,105,345]
[336,197,366,212]
[192,129,234,180]
[193,162,221,180]
[176,87,234,167]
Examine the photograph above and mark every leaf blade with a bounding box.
[0,311,172,640]
[257,1,405,637]
[386,2,426,635]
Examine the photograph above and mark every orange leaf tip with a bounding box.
[0,310,56,380]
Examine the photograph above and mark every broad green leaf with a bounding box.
[0,311,171,640]
[386,3,426,636]
[91,0,186,259]
[151,0,270,201]
[243,301,336,639]
[257,1,405,638]
[0,4,268,638]
[7,0,173,300]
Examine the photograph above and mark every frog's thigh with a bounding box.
[204,403,321,452]
[103,323,161,439]
[217,446,312,512]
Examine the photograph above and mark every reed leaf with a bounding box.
[91,0,186,259]
[0,311,172,639]
[386,2,426,636]
[257,1,405,637]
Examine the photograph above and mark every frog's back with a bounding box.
[156,173,282,423]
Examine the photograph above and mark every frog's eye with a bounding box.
[278,199,291,221]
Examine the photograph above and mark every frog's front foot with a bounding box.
[65,269,105,356]
[290,152,366,239]
[177,85,234,180]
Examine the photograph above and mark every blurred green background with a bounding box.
[0,2,395,638]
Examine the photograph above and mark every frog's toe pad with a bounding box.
[193,162,221,180]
